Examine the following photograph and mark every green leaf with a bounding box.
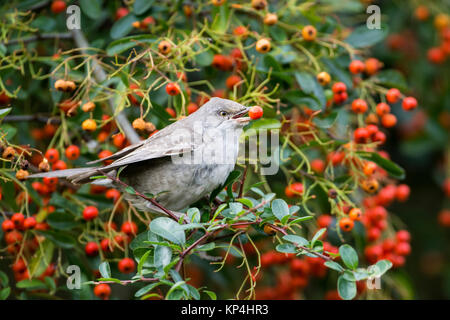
[275,243,297,253]
[356,151,405,179]
[0,107,12,121]
[313,111,338,129]
[153,245,172,268]
[133,0,154,15]
[0,287,10,300]
[110,14,138,39]
[28,239,54,277]
[246,118,281,131]
[0,271,8,286]
[295,72,326,108]
[324,261,345,272]
[46,212,78,230]
[16,279,47,290]
[373,70,408,92]
[36,230,76,249]
[135,282,161,298]
[187,208,201,224]
[237,198,254,209]
[211,3,230,33]
[79,0,102,20]
[337,275,357,300]
[194,49,214,67]
[370,259,393,277]
[150,217,186,245]
[345,25,388,48]
[125,186,136,194]
[339,244,359,269]
[203,290,217,300]
[99,261,111,279]
[282,234,309,246]
[96,278,122,284]
[311,228,326,246]
[106,35,156,55]
[137,249,152,275]
[271,199,290,222]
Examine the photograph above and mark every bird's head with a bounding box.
[189,97,251,130]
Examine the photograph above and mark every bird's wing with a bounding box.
[100,124,197,170]
[86,140,146,165]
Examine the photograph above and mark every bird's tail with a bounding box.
[28,168,96,179]
[28,167,116,186]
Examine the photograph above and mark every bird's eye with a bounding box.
[219,111,228,117]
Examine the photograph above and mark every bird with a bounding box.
[29,98,251,219]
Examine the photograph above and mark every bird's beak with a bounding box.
[232,107,251,123]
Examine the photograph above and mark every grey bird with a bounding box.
[29,98,251,218]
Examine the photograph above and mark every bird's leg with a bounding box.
[97,169,184,223]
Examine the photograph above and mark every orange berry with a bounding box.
[349,60,365,74]
[158,40,172,55]
[375,102,390,116]
[112,133,127,149]
[351,99,368,114]
[187,102,199,114]
[255,38,271,53]
[302,25,317,41]
[339,217,354,232]
[386,88,401,104]
[82,119,97,132]
[233,26,249,38]
[82,101,95,112]
[364,58,381,75]
[264,13,278,26]
[165,107,176,117]
[226,75,242,89]
[348,208,362,221]
[317,72,331,86]
[381,113,397,128]
[363,161,377,176]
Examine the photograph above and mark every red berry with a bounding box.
[367,227,381,242]
[285,182,304,198]
[353,127,369,143]
[11,213,25,228]
[2,219,15,232]
[23,217,36,230]
[12,258,27,273]
[211,54,233,71]
[118,258,135,274]
[65,145,80,161]
[45,148,59,164]
[317,214,332,228]
[53,159,67,170]
[396,230,410,242]
[226,75,242,89]
[381,113,397,128]
[5,230,23,244]
[121,221,138,235]
[332,82,347,94]
[376,102,390,116]
[311,159,325,174]
[85,242,99,256]
[351,99,368,114]
[51,0,66,14]
[165,82,181,96]
[82,206,99,220]
[249,106,263,120]
[395,242,411,256]
[105,189,121,203]
[94,284,111,300]
[187,103,199,114]
[386,88,401,104]
[115,7,129,20]
[349,60,365,74]
[395,184,410,202]
[402,97,418,111]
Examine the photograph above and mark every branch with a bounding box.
[70,29,140,145]
[3,33,72,46]
[97,169,183,223]
[93,276,158,286]
[3,114,61,124]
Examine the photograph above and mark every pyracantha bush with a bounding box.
[1,0,441,300]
